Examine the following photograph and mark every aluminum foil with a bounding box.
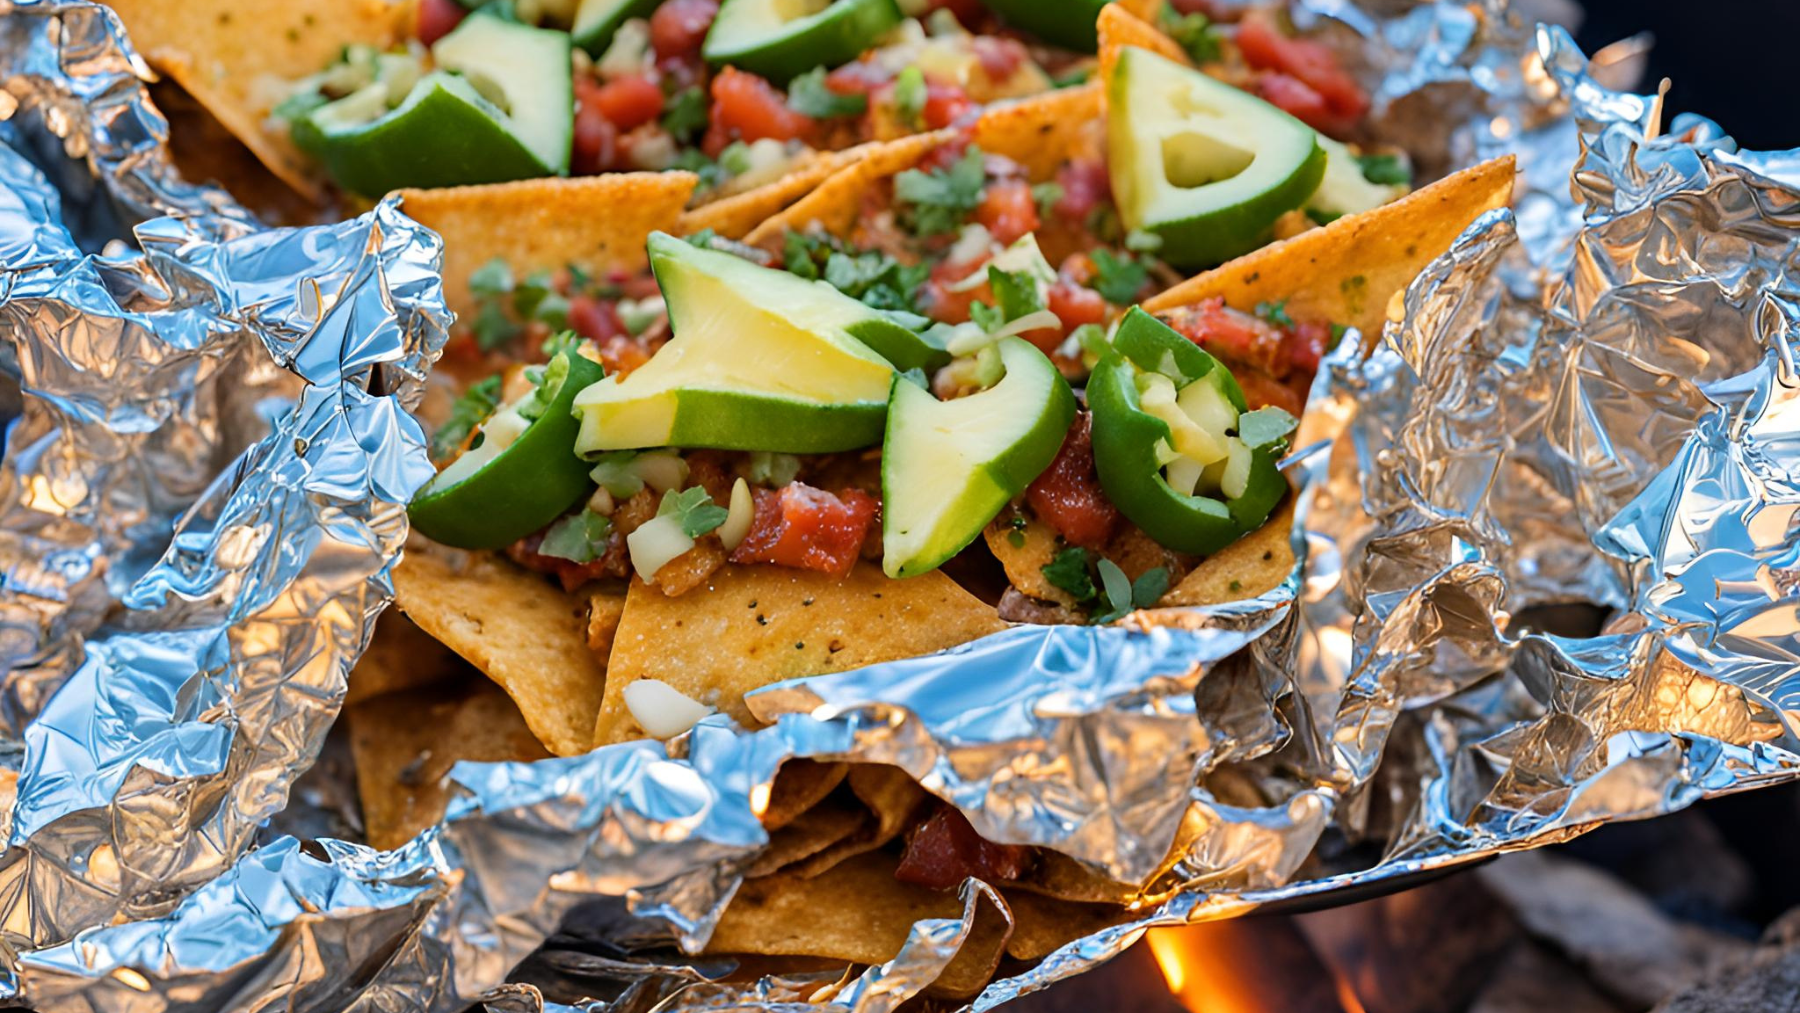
[6,0,1800,1009]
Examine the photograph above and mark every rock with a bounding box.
[1653,933,1800,1013]
[1465,941,1627,1013]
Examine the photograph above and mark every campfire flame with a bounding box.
[1147,922,1367,1013]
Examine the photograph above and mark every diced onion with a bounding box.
[990,309,1062,339]
[1220,437,1253,499]
[634,451,688,495]
[718,478,754,551]
[1165,455,1204,496]
[623,679,714,739]
[626,514,693,583]
[597,18,652,79]
[944,321,993,356]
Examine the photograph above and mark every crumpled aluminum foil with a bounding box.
[5,0,1800,1009]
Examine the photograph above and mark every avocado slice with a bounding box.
[977,0,1107,53]
[703,0,904,85]
[1107,45,1324,268]
[573,232,907,454]
[1307,136,1406,221]
[291,16,573,196]
[881,338,1077,578]
[571,0,661,56]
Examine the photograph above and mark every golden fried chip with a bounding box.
[149,81,326,227]
[345,611,465,707]
[743,130,952,248]
[781,763,932,879]
[586,585,628,661]
[1001,889,1136,961]
[706,852,1011,999]
[1145,157,1518,341]
[348,674,552,850]
[106,0,410,202]
[398,173,699,323]
[676,147,865,239]
[745,801,872,878]
[393,543,606,757]
[968,84,1104,181]
[594,562,1006,745]
[1162,501,1296,607]
[761,759,850,831]
[1098,2,1191,79]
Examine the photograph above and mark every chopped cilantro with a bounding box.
[472,300,520,351]
[1256,300,1295,328]
[590,452,647,498]
[987,266,1043,322]
[1031,181,1065,219]
[538,509,613,564]
[1092,558,1135,623]
[1161,9,1222,64]
[1071,323,1110,359]
[517,349,571,421]
[894,66,927,128]
[969,300,1004,334]
[1238,406,1299,450]
[1131,566,1171,609]
[782,230,928,314]
[1042,547,1097,603]
[469,257,513,297]
[431,375,501,462]
[540,329,580,360]
[787,67,867,118]
[271,91,327,123]
[1357,153,1411,186]
[684,228,720,251]
[747,451,801,486]
[566,263,592,292]
[670,147,724,190]
[661,86,710,145]
[659,486,730,538]
[783,231,823,280]
[1090,249,1148,305]
[894,146,987,237]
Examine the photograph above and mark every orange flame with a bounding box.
[1147,922,1366,1013]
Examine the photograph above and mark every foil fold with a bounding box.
[8,1,1800,1011]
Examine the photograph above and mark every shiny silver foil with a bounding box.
[4,0,1799,1009]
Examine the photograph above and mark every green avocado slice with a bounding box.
[1107,45,1324,268]
[703,0,904,85]
[881,338,1077,578]
[571,0,662,56]
[976,0,1108,53]
[572,232,908,454]
[291,15,572,196]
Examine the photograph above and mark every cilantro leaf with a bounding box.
[272,90,327,123]
[684,228,719,250]
[1131,566,1170,609]
[1255,300,1295,328]
[1071,323,1110,359]
[469,257,513,297]
[659,486,730,538]
[1031,181,1064,219]
[894,66,926,128]
[538,509,613,564]
[1238,406,1299,450]
[1161,10,1222,64]
[472,299,520,351]
[661,86,710,145]
[1357,153,1411,186]
[670,147,724,190]
[894,146,987,237]
[1042,547,1097,603]
[1090,249,1148,305]
[787,67,867,118]
[431,375,501,462]
[1093,557,1134,622]
[969,300,1004,334]
[988,266,1043,322]
[784,230,824,280]
[782,230,928,314]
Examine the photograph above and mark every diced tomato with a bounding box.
[1052,158,1110,222]
[1047,278,1107,330]
[589,75,665,132]
[920,257,989,325]
[707,66,815,155]
[597,335,651,376]
[1170,0,1225,14]
[895,806,1031,891]
[729,483,879,578]
[1233,369,1305,415]
[649,0,718,60]
[508,531,615,593]
[1286,318,1334,375]
[568,295,625,342]
[1159,298,1287,376]
[1237,18,1369,134]
[416,0,466,47]
[1026,414,1120,550]
[572,104,619,175]
[918,129,975,172]
[973,178,1039,246]
[1256,73,1343,137]
[826,60,893,97]
[921,81,976,130]
[971,36,1027,82]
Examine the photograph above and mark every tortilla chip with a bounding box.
[745,800,871,878]
[1161,501,1296,608]
[706,852,1011,999]
[780,763,932,879]
[1144,157,1518,342]
[594,562,1006,745]
[676,147,866,239]
[345,611,465,707]
[586,585,628,660]
[393,544,606,757]
[106,0,411,202]
[398,173,699,324]
[1098,3,1191,77]
[967,84,1104,181]
[1114,0,1165,24]
[761,759,850,831]
[743,130,952,248]
[1001,889,1136,961]
[348,674,552,850]
[149,81,327,227]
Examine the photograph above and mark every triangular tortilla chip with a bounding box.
[761,759,850,831]
[1000,889,1136,961]
[676,146,869,239]
[348,673,552,850]
[107,0,411,202]
[779,763,931,879]
[706,852,1011,999]
[399,172,699,324]
[1162,501,1296,608]
[745,800,871,878]
[345,611,465,707]
[594,562,1007,745]
[1144,157,1518,342]
[1098,2,1191,77]
[393,543,606,757]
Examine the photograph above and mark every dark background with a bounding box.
[1575,0,1799,150]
